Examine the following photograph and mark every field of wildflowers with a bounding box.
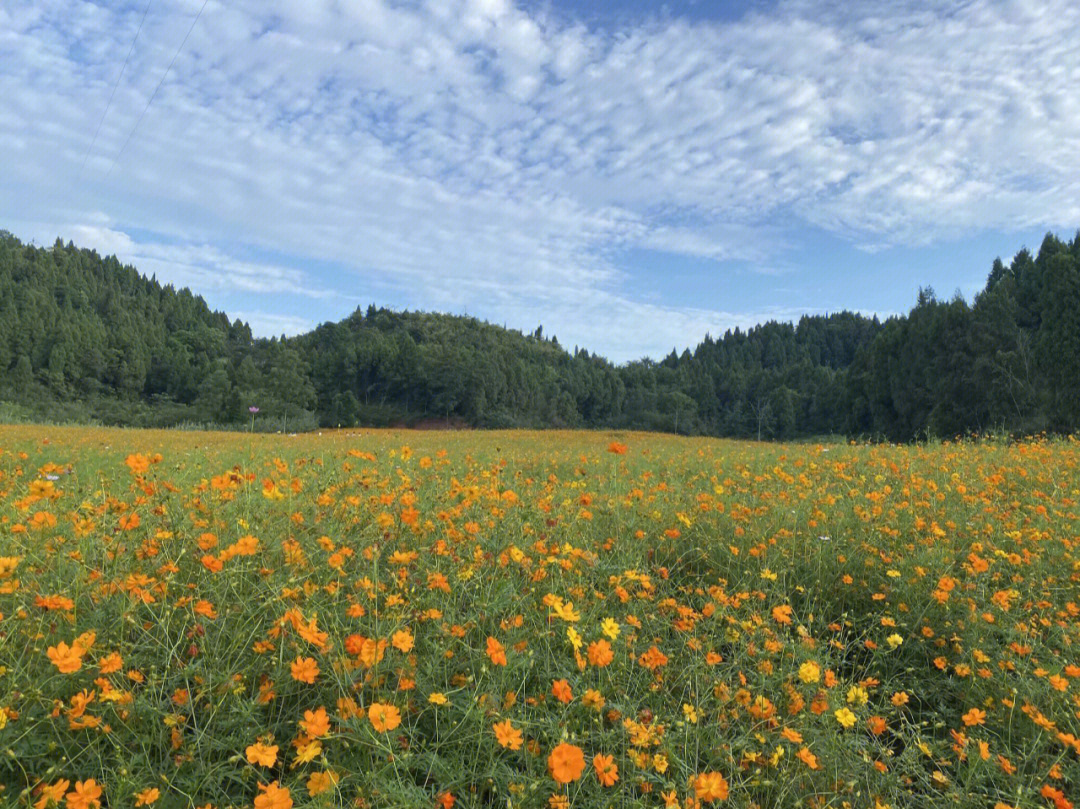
[0,425,1078,809]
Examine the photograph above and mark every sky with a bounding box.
[2,0,1078,362]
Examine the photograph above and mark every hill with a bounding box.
[2,228,1079,439]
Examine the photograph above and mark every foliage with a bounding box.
[3,229,1080,439]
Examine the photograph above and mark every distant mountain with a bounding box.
[2,228,1079,439]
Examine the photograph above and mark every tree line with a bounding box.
[2,229,1079,440]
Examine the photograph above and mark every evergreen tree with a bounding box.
[3,229,1080,439]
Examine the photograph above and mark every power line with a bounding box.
[104,0,210,179]
[80,0,154,177]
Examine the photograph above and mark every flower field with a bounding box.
[1,425,1079,809]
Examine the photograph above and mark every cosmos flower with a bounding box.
[290,657,319,684]
[493,719,523,750]
[368,702,402,733]
[245,742,278,767]
[693,772,729,802]
[253,782,291,809]
[593,753,619,786]
[547,743,585,784]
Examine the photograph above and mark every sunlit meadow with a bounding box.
[1,425,1078,809]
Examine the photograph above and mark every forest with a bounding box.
[2,228,1079,440]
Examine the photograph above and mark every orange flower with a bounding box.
[47,642,83,674]
[493,719,523,750]
[290,657,319,684]
[253,781,292,809]
[582,689,605,711]
[65,780,103,809]
[391,628,414,653]
[486,636,507,666]
[35,594,75,611]
[34,780,69,809]
[134,789,159,806]
[72,631,96,654]
[780,727,803,744]
[368,702,402,732]
[587,639,614,667]
[607,441,628,455]
[97,652,123,674]
[867,715,887,735]
[1041,785,1073,809]
[124,453,150,474]
[118,513,140,531]
[357,637,387,669]
[233,534,260,556]
[638,646,668,670]
[301,707,330,738]
[962,708,986,726]
[593,753,619,786]
[693,772,729,802]
[771,604,793,625]
[246,742,278,767]
[797,747,819,769]
[29,511,57,530]
[551,679,573,703]
[344,634,366,655]
[547,742,586,784]
[306,771,339,797]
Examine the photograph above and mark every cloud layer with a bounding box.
[2,0,1077,360]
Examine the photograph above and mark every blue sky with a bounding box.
[2,0,1077,361]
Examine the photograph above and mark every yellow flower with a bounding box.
[428,692,448,705]
[798,661,821,684]
[600,617,620,639]
[846,686,868,706]
[549,597,580,622]
[566,627,583,650]
[294,739,322,764]
[886,633,904,649]
[835,707,857,728]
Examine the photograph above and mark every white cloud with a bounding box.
[232,311,316,337]
[1,0,1078,360]
[34,223,331,301]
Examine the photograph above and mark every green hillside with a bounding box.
[3,228,1080,439]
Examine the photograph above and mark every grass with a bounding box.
[0,424,1077,808]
